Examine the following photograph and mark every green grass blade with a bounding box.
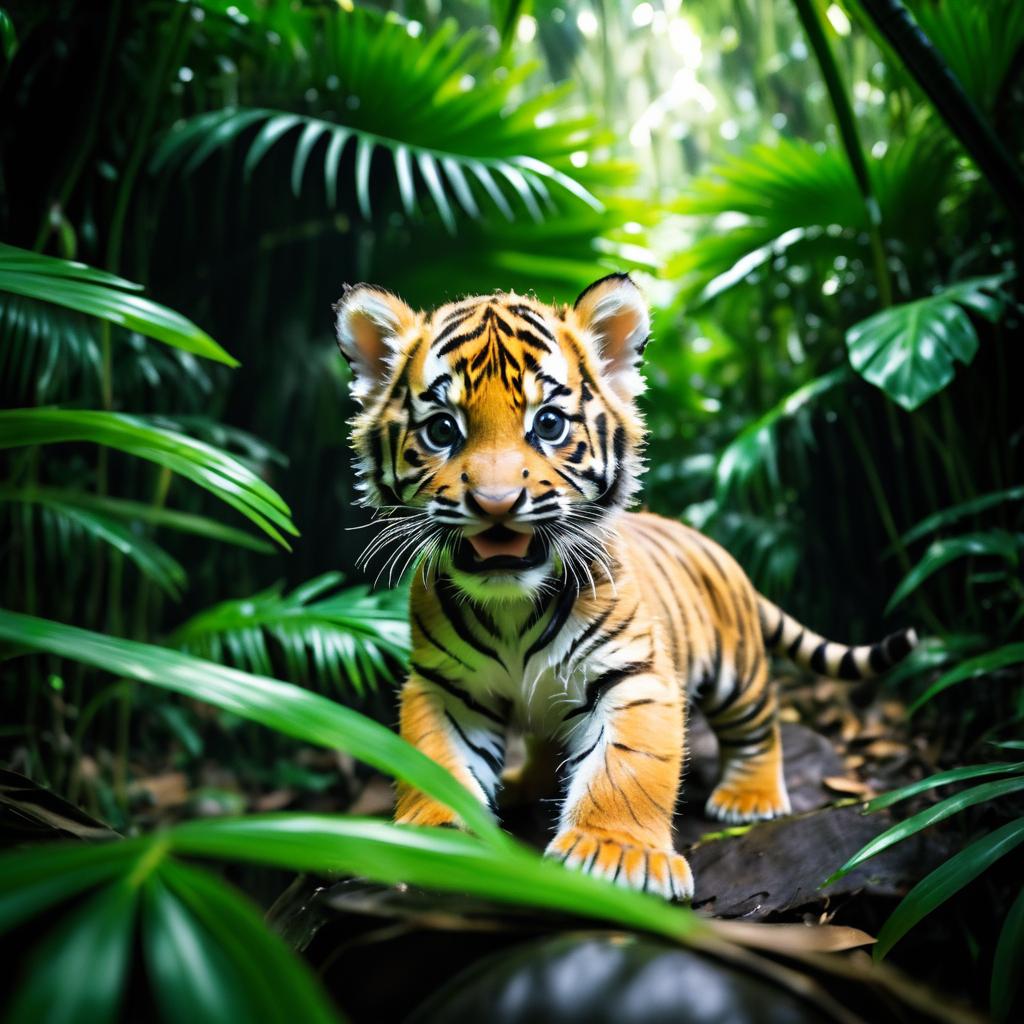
[866,762,1024,812]
[991,884,1024,1021]
[909,643,1024,714]
[874,818,1024,959]
[0,610,504,845]
[825,776,1024,885]
[900,485,1024,546]
[886,531,1019,613]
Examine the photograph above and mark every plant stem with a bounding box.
[791,0,894,308]
[851,0,1024,231]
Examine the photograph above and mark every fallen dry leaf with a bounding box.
[823,776,874,796]
[865,740,910,759]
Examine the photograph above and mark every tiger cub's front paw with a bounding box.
[705,781,791,824]
[545,828,693,902]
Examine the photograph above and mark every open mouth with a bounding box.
[453,525,548,574]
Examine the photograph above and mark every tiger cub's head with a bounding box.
[334,274,649,601]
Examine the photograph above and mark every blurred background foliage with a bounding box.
[1,0,1023,1020]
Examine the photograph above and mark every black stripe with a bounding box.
[565,605,613,662]
[564,659,654,720]
[566,728,604,768]
[524,577,580,662]
[809,642,828,675]
[552,466,586,495]
[712,691,769,731]
[413,613,472,670]
[838,649,861,680]
[717,727,772,748]
[412,660,506,726]
[786,629,805,661]
[868,642,890,674]
[574,610,636,667]
[516,327,551,352]
[701,674,744,718]
[436,578,506,668]
[445,711,503,776]
[764,610,785,648]
[436,320,488,356]
[884,629,914,662]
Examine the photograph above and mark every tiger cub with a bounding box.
[334,274,916,901]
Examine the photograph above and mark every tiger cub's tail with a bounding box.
[757,596,918,681]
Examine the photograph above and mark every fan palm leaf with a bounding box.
[151,6,613,233]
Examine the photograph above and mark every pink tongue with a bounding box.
[467,531,532,561]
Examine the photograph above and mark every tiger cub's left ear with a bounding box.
[573,273,650,400]
[333,284,417,402]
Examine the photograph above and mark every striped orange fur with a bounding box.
[335,274,917,901]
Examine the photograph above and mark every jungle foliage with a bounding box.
[0,0,1022,1021]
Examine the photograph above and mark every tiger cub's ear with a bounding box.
[333,284,417,401]
[573,273,650,400]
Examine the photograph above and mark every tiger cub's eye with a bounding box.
[533,407,569,444]
[422,413,460,451]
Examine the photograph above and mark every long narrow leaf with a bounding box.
[991,885,1024,1021]
[866,762,1024,812]
[909,643,1024,714]
[826,776,1024,884]
[0,244,236,367]
[874,818,1024,959]
[0,611,503,845]
[0,409,296,548]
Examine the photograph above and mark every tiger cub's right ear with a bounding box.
[333,284,417,400]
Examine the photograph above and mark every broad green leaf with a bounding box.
[164,815,703,942]
[826,776,1024,885]
[7,881,138,1024]
[866,762,1024,812]
[0,611,503,845]
[886,531,1019,613]
[846,276,1007,411]
[909,643,1024,714]
[874,818,1024,959]
[155,861,338,1024]
[0,244,236,367]
[901,486,1024,547]
[0,9,17,61]
[992,885,1024,1021]
[0,409,296,548]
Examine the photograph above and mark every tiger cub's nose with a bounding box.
[467,488,526,519]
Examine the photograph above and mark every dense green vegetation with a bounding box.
[1,1,1022,1021]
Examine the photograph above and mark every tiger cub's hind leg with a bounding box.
[701,663,791,824]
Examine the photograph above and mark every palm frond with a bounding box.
[151,6,611,232]
[3,492,187,599]
[168,572,409,695]
[0,409,297,549]
[0,244,237,366]
[669,133,957,302]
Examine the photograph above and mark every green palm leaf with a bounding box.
[874,818,1024,959]
[169,572,409,694]
[151,7,607,232]
[0,409,297,549]
[0,244,236,367]
[5,492,187,599]
[0,609,502,845]
[670,134,956,302]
